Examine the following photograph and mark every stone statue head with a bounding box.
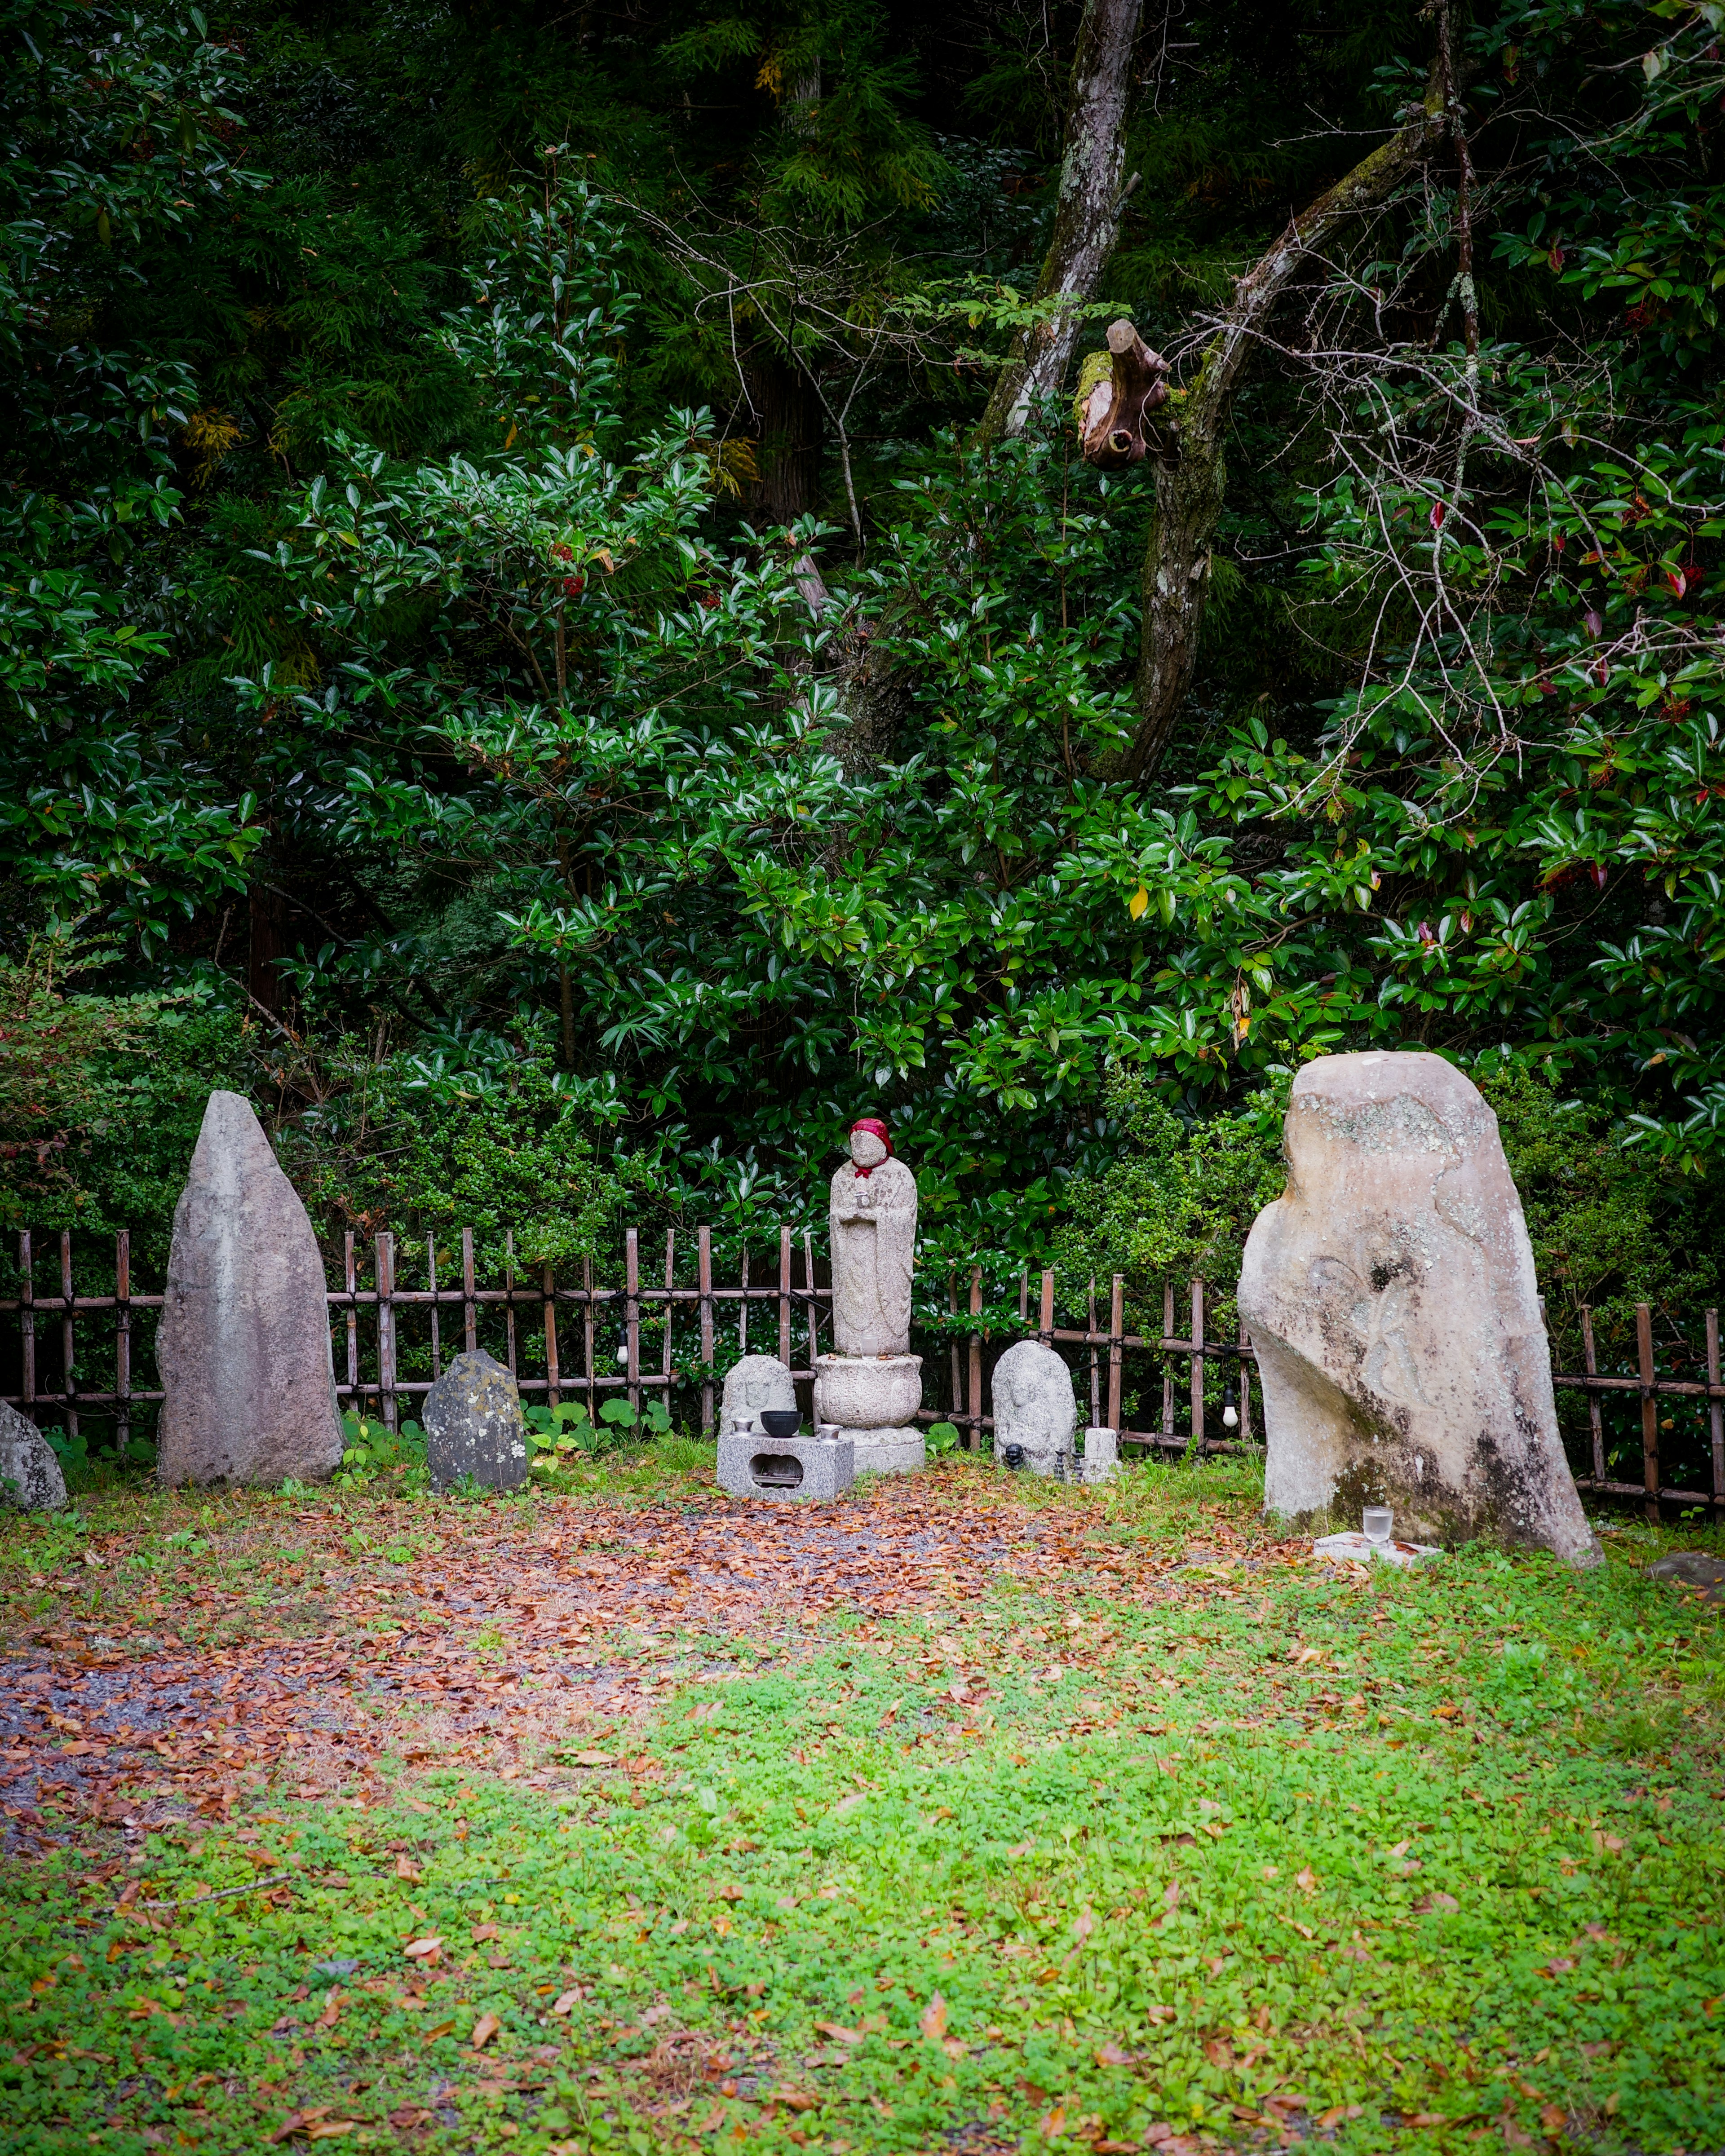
[848,1118,891,1171]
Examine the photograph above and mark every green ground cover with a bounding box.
[2,1458,1723,2156]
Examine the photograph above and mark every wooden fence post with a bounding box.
[1190,1278,1205,1450]
[428,1237,443,1384]
[804,1230,820,1381]
[1039,1270,1054,1342]
[625,1228,641,1418]
[543,1262,561,1410]
[18,1233,33,1412]
[461,1228,477,1353]
[1160,1283,1174,1440]
[59,1232,77,1441]
[342,1233,358,1406]
[115,1231,131,1458]
[582,1252,596,1418]
[969,1267,983,1451]
[1709,1310,1723,1507]
[377,1231,397,1431]
[1087,1276,1100,1426]
[1637,1303,1659,1520]
[1107,1275,1123,1434]
[778,1227,792,1368]
[1580,1307,1606,1482]
[662,1231,676,1415]
[699,1227,715,1437]
[948,1271,962,1432]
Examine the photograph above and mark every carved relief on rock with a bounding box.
[1239,1051,1600,1567]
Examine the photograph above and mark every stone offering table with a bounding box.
[718,1428,854,1502]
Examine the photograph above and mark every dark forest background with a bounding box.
[4,0,1723,1463]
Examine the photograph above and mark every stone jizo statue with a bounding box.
[813,1116,924,1475]
[829,1117,917,1357]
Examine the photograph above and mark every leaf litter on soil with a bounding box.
[1,1455,1722,2156]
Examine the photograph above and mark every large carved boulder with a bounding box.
[1239,1052,1599,1566]
[991,1339,1077,1476]
[157,1091,344,1487]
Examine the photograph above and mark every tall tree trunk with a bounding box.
[746,346,824,526]
[1112,54,1453,782]
[975,0,1143,448]
[247,875,289,1017]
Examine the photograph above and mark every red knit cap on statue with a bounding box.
[849,1117,893,1177]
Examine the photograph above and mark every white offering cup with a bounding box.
[1362,1506,1393,1546]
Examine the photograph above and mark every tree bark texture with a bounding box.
[746,346,825,526]
[1115,57,1451,782]
[976,0,1143,447]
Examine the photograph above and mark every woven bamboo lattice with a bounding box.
[3,1229,1721,1513]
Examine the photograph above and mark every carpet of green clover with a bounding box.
[2,1457,1723,2156]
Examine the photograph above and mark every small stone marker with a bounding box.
[157,1090,344,1487]
[991,1339,1077,1476]
[1314,1529,1442,1568]
[1645,1552,1725,1604]
[717,1427,853,1502]
[1239,1051,1601,1567]
[0,1400,67,1511]
[424,1349,528,1492]
[720,1354,796,1433]
[1081,1426,1120,1486]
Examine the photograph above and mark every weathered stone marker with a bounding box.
[991,1339,1078,1477]
[423,1349,528,1492]
[157,1091,344,1487]
[720,1354,796,1433]
[1239,1051,1600,1566]
[0,1400,67,1511]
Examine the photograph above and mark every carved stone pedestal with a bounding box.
[812,1353,924,1476]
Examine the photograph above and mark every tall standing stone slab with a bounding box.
[424,1349,528,1492]
[0,1400,68,1511]
[157,1091,343,1487]
[991,1339,1077,1476]
[1238,1051,1600,1566]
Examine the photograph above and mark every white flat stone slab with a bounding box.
[1314,1530,1443,1567]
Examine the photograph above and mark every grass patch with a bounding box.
[1,1458,1722,2153]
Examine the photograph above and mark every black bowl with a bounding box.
[760,1409,801,1440]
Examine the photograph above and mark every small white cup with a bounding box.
[1362,1506,1393,1546]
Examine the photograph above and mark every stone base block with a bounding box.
[717,1430,854,1503]
[830,1425,925,1476]
[1314,1530,1442,1568]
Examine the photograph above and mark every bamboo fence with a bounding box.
[2,1228,1721,1513]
